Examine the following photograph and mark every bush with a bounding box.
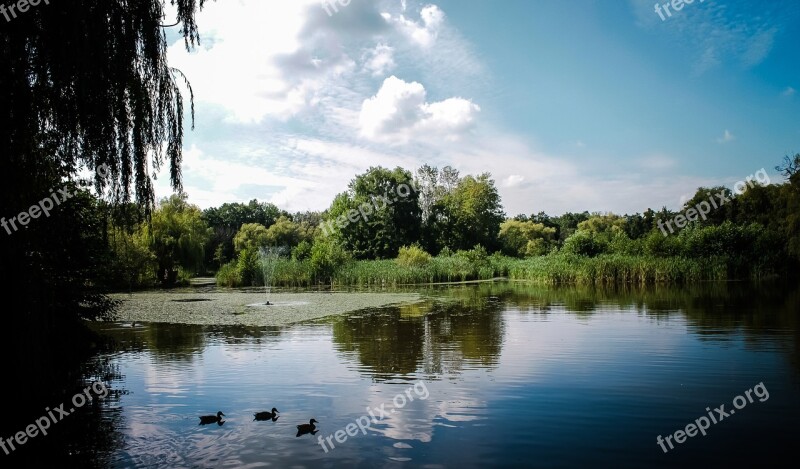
[561,231,606,257]
[311,238,351,282]
[292,240,313,261]
[396,244,432,268]
[216,261,241,287]
[456,245,489,264]
[237,247,261,286]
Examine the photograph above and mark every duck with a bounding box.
[296,418,319,436]
[254,408,279,421]
[199,411,225,425]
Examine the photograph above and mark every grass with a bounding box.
[216,251,756,288]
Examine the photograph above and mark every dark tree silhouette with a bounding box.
[1,0,208,207]
[0,1,210,440]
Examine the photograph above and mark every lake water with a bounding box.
[9,282,800,468]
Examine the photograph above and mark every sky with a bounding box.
[158,0,800,216]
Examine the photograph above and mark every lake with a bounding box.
[9,281,800,468]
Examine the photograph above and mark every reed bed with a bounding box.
[218,253,758,287]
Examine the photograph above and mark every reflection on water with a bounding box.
[8,282,800,468]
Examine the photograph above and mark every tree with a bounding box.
[435,173,505,252]
[143,194,211,286]
[265,216,305,247]
[776,153,800,181]
[498,219,557,257]
[233,223,270,254]
[326,167,422,259]
[775,154,800,260]
[682,186,734,226]
[415,164,460,252]
[1,1,210,209]
[550,211,591,243]
[0,0,210,435]
[203,200,284,268]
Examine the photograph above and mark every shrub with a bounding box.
[561,231,606,257]
[311,238,351,282]
[292,240,313,261]
[216,261,241,287]
[237,247,261,286]
[396,244,433,268]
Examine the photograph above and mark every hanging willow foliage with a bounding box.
[0,0,208,212]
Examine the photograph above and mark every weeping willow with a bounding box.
[0,1,212,392]
[0,0,208,210]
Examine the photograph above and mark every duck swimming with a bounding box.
[254,408,279,421]
[199,411,225,425]
[296,418,318,436]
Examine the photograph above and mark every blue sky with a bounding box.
[160,0,800,216]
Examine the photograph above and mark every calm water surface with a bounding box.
[22,282,800,467]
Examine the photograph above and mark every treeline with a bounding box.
[101,155,800,288]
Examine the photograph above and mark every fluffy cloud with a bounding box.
[385,4,445,48]
[359,76,480,143]
[362,43,396,77]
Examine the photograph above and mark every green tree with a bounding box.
[435,173,505,252]
[0,0,210,427]
[143,194,211,286]
[682,187,734,227]
[265,216,304,247]
[107,224,157,290]
[550,211,591,243]
[311,238,352,283]
[326,167,422,259]
[233,223,270,254]
[498,219,557,257]
[203,200,285,268]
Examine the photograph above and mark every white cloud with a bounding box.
[503,175,525,188]
[155,1,745,219]
[716,129,735,144]
[362,43,396,77]
[359,76,480,143]
[387,4,445,48]
[782,86,796,97]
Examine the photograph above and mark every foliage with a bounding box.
[499,219,557,257]
[106,225,157,289]
[142,194,211,286]
[203,200,287,269]
[396,244,433,268]
[292,240,313,261]
[236,248,261,286]
[310,238,352,283]
[233,223,270,254]
[430,173,505,253]
[216,261,241,288]
[561,231,607,257]
[326,166,422,259]
[264,216,306,247]
[1,1,212,210]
